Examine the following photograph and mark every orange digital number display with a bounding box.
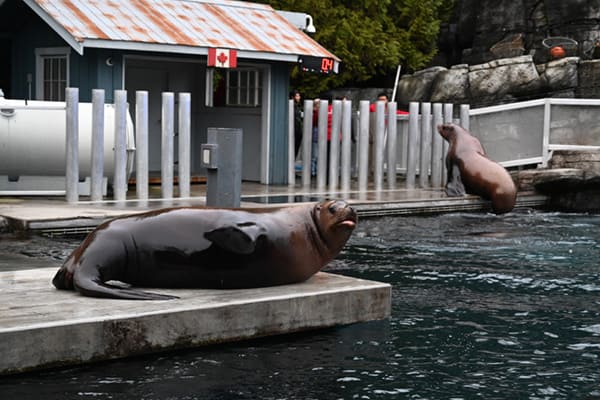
[321,58,334,73]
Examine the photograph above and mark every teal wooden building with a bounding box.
[0,0,339,184]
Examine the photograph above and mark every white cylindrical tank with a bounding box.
[0,97,135,181]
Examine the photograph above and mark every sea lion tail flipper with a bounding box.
[204,223,264,254]
[73,270,178,300]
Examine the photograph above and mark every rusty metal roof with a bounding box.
[24,0,339,63]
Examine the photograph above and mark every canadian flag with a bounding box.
[207,48,238,68]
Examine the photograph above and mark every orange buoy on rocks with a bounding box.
[550,45,566,59]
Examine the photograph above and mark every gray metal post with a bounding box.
[178,92,191,198]
[135,91,149,200]
[340,100,352,192]
[161,92,174,198]
[460,104,470,130]
[90,89,104,201]
[302,100,313,188]
[358,100,370,192]
[374,101,385,191]
[431,103,444,188]
[329,100,342,192]
[316,100,328,190]
[288,99,295,186]
[202,128,242,207]
[65,87,79,203]
[442,103,453,186]
[406,102,419,188]
[419,102,432,188]
[113,90,128,201]
[387,101,398,189]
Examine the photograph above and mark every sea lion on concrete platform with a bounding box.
[52,200,357,300]
[438,123,517,214]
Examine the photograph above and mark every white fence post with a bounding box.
[442,103,453,186]
[431,103,444,188]
[288,99,296,186]
[302,100,313,188]
[341,100,352,192]
[136,91,149,200]
[113,90,128,201]
[65,87,79,203]
[316,100,328,190]
[460,104,470,130]
[178,92,191,198]
[419,102,432,188]
[161,92,174,198]
[386,102,398,189]
[90,89,104,201]
[374,101,386,191]
[406,102,419,188]
[358,100,370,192]
[329,100,342,192]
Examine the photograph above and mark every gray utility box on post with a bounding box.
[201,127,243,208]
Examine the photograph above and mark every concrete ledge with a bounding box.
[0,269,391,375]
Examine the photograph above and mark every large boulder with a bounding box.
[396,66,446,105]
[467,55,541,101]
[430,64,470,103]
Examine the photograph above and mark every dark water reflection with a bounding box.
[2,209,600,399]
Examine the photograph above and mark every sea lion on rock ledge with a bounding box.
[438,123,517,214]
[52,200,357,300]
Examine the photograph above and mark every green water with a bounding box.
[1,209,599,399]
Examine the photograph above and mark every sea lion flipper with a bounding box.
[446,164,466,196]
[204,223,264,255]
[73,270,178,300]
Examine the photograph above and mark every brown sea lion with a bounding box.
[438,123,517,214]
[52,200,357,300]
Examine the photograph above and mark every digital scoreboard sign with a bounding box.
[298,56,336,74]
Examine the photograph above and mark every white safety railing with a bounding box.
[64,87,192,203]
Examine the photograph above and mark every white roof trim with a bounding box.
[82,39,300,62]
[23,0,84,55]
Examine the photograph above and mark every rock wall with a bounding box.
[436,0,600,67]
[397,56,600,108]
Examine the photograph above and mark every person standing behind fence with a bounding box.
[291,90,303,157]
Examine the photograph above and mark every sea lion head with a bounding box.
[437,123,459,141]
[312,199,357,252]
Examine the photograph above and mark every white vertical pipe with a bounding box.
[113,90,128,201]
[161,92,174,199]
[431,103,444,188]
[386,102,398,189]
[178,92,191,198]
[136,91,149,200]
[406,102,419,188]
[442,103,453,186]
[374,101,386,191]
[542,99,551,167]
[419,102,432,188]
[90,89,104,201]
[460,104,470,130]
[358,100,370,192]
[340,99,352,192]
[65,87,79,203]
[288,99,295,186]
[316,100,328,190]
[329,100,342,192]
[301,100,313,188]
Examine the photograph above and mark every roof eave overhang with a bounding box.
[82,39,305,63]
[23,0,84,55]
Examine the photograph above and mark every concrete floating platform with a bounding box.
[0,268,391,375]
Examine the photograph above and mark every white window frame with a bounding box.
[205,67,262,107]
[35,47,70,101]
